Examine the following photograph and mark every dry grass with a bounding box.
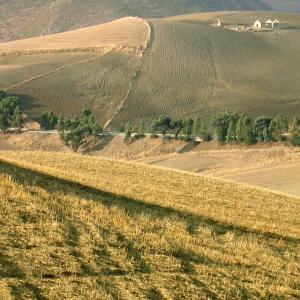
[0,151,299,299]
[0,17,150,56]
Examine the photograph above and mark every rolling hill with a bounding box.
[0,0,272,43]
[0,17,150,125]
[1,11,300,128]
[0,151,299,298]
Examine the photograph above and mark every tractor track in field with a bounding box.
[89,53,133,127]
[3,54,106,92]
[103,21,154,129]
[203,28,220,107]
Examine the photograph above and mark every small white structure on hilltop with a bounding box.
[217,19,222,27]
[253,20,262,30]
[265,19,274,28]
[273,19,280,27]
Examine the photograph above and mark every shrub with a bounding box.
[40,111,58,130]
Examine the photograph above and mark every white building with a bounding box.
[253,20,262,30]
[265,19,274,28]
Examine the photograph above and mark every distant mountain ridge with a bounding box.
[0,0,281,43]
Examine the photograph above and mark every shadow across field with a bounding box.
[0,160,298,248]
[0,160,299,299]
[9,93,44,120]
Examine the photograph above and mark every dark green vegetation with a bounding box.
[138,112,299,146]
[40,111,58,130]
[0,0,274,43]
[0,90,24,132]
[210,111,300,146]
[58,110,102,152]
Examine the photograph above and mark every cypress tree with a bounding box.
[226,120,236,143]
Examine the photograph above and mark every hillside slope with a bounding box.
[0,17,150,125]
[0,0,270,43]
[0,151,299,298]
[1,12,300,126]
[114,11,300,126]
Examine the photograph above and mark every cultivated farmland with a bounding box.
[0,17,150,56]
[1,12,300,127]
[0,0,271,43]
[114,12,300,127]
[0,151,299,299]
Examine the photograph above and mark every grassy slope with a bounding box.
[113,12,300,127]
[0,0,269,43]
[0,151,299,299]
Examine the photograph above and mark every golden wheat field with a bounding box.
[0,17,150,56]
[0,151,299,299]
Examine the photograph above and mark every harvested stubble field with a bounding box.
[0,151,299,299]
[0,17,150,56]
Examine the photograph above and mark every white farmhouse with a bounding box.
[265,19,274,28]
[253,20,262,30]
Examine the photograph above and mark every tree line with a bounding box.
[210,111,300,146]
[123,113,300,146]
[39,110,103,152]
[37,110,300,148]
[0,90,24,132]
[1,89,299,150]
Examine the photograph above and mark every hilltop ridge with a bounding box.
[0,0,274,43]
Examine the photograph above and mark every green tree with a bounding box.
[40,111,58,130]
[11,106,24,132]
[289,117,300,146]
[57,109,102,152]
[242,117,255,145]
[182,117,194,138]
[0,96,23,132]
[152,115,172,135]
[0,90,6,100]
[226,120,236,143]
[124,122,132,141]
[270,115,288,141]
[211,111,239,143]
[170,119,183,139]
[253,117,273,142]
[263,127,272,142]
[193,118,202,136]
[236,116,244,143]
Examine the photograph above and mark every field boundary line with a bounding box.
[0,157,299,244]
[3,54,105,92]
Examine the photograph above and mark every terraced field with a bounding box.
[0,151,299,299]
